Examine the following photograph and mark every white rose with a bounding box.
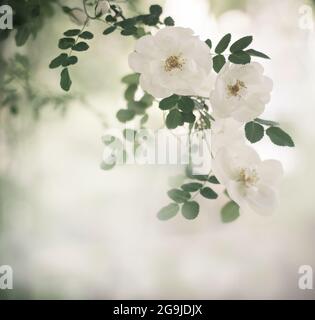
[211,117,244,156]
[95,0,110,17]
[210,62,273,123]
[128,27,214,99]
[69,8,87,26]
[212,143,283,216]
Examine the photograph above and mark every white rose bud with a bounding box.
[69,8,88,26]
[95,0,110,17]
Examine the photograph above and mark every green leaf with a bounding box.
[157,203,179,221]
[60,68,72,91]
[182,112,196,123]
[166,109,184,129]
[178,97,195,113]
[103,26,117,35]
[228,51,251,64]
[64,29,81,37]
[230,36,253,53]
[116,109,135,123]
[221,201,240,223]
[49,53,68,69]
[72,42,89,51]
[15,26,31,47]
[118,18,136,29]
[121,27,137,36]
[58,37,75,49]
[213,54,226,73]
[150,4,162,16]
[245,49,270,59]
[193,175,209,181]
[215,33,231,54]
[181,183,203,192]
[164,16,175,26]
[159,94,179,110]
[245,121,264,143]
[79,31,94,39]
[208,176,220,184]
[62,56,78,67]
[205,39,212,49]
[140,114,149,125]
[122,73,140,85]
[167,189,191,203]
[200,187,218,199]
[124,84,138,101]
[255,118,279,126]
[105,15,116,23]
[266,127,295,147]
[182,201,199,220]
[100,160,116,171]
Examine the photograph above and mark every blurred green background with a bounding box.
[0,0,315,299]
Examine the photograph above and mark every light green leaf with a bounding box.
[221,201,240,223]
[167,189,191,203]
[182,201,200,220]
[157,203,179,221]
[116,109,135,123]
[122,73,140,85]
[181,183,203,192]
[200,187,218,199]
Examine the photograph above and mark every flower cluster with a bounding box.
[127,26,294,221]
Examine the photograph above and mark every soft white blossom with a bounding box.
[210,62,273,122]
[212,143,283,216]
[69,9,87,26]
[95,0,110,16]
[129,27,214,98]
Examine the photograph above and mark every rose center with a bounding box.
[164,55,184,72]
[238,168,259,187]
[227,80,246,97]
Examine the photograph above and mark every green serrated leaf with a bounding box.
[167,189,191,203]
[60,68,72,91]
[157,203,179,221]
[246,49,270,59]
[116,109,135,123]
[49,53,68,69]
[178,97,195,113]
[166,109,184,129]
[266,127,295,147]
[181,183,203,192]
[213,54,226,73]
[182,201,199,220]
[221,201,240,223]
[79,31,94,39]
[72,42,89,51]
[200,187,218,199]
[228,51,251,64]
[230,36,253,53]
[215,33,231,54]
[245,121,264,143]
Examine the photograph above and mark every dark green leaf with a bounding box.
[215,33,231,54]
[117,18,136,29]
[221,201,240,223]
[208,176,220,184]
[49,53,68,69]
[266,127,295,147]
[64,29,81,37]
[164,16,175,26]
[213,54,226,73]
[228,51,251,64]
[103,26,117,35]
[62,56,78,67]
[121,27,137,36]
[58,37,75,50]
[79,31,94,39]
[205,39,212,49]
[72,42,89,51]
[182,112,196,123]
[245,121,264,143]
[182,201,200,220]
[116,109,135,123]
[159,94,179,110]
[166,109,184,129]
[105,15,116,23]
[193,175,209,181]
[178,97,195,113]
[255,118,279,126]
[15,26,31,47]
[150,4,162,16]
[167,189,191,203]
[157,203,179,221]
[181,183,203,192]
[60,68,72,91]
[230,36,253,52]
[200,187,218,199]
[122,73,140,85]
[246,49,270,59]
